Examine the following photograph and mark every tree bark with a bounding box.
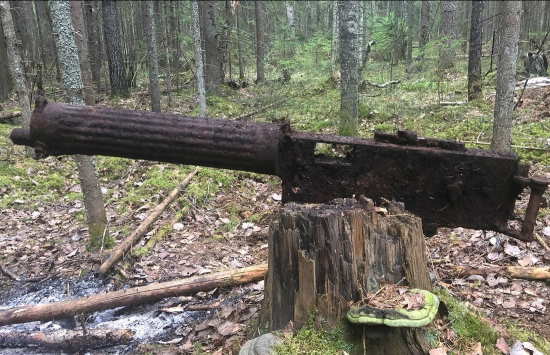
[199,1,222,92]
[0,1,31,130]
[0,264,267,326]
[255,1,265,83]
[34,1,58,81]
[236,4,245,82]
[70,1,95,105]
[419,1,430,53]
[468,0,483,101]
[49,0,109,250]
[440,1,458,69]
[339,1,360,136]
[102,0,129,97]
[0,19,12,101]
[491,1,521,154]
[144,1,161,113]
[84,0,102,93]
[193,0,207,116]
[331,2,340,77]
[98,169,197,274]
[263,199,431,354]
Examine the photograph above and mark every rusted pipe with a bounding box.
[12,98,281,175]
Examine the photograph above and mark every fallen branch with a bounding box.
[0,328,133,352]
[449,265,550,280]
[462,140,550,152]
[0,111,21,123]
[534,232,550,252]
[0,263,268,326]
[439,101,467,106]
[98,169,198,274]
[0,263,19,281]
[361,80,400,88]
[232,99,286,121]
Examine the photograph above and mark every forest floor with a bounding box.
[0,54,549,354]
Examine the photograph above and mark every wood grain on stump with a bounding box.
[263,198,432,354]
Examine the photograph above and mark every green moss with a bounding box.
[275,321,353,355]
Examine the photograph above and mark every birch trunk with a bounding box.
[339,1,360,136]
[49,0,109,250]
[192,0,207,116]
[491,1,521,154]
[331,2,340,77]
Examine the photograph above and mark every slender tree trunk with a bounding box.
[163,3,173,108]
[440,1,458,69]
[406,0,414,65]
[236,4,245,82]
[520,1,530,53]
[192,0,207,116]
[102,0,129,97]
[331,2,340,77]
[144,1,160,112]
[49,0,109,250]
[255,1,265,83]
[0,1,31,130]
[285,1,295,35]
[419,1,430,52]
[70,1,94,105]
[339,1,360,136]
[0,20,12,101]
[34,1,57,81]
[491,1,521,154]
[84,1,102,94]
[468,0,483,101]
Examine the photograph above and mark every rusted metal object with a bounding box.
[10,98,548,241]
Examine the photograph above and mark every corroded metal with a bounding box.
[10,98,548,241]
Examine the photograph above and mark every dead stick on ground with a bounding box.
[533,232,550,252]
[0,111,21,123]
[0,328,134,352]
[449,265,550,280]
[0,263,268,326]
[0,263,20,281]
[98,169,198,274]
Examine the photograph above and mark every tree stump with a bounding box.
[263,198,432,354]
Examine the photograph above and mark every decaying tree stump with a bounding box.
[263,198,433,354]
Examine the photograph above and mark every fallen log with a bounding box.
[0,111,21,123]
[98,169,198,274]
[0,263,267,326]
[449,265,550,280]
[361,79,400,88]
[0,328,133,352]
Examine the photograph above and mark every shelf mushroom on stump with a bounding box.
[261,198,436,354]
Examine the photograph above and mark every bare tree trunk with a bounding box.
[491,1,521,154]
[84,0,102,94]
[331,2,339,77]
[440,1,457,69]
[70,1,95,105]
[144,1,160,113]
[163,4,173,108]
[49,0,109,250]
[193,0,207,116]
[0,19,12,101]
[468,0,483,101]
[199,1,222,91]
[102,0,129,97]
[419,1,430,53]
[285,1,295,34]
[339,1,360,136]
[34,1,58,82]
[0,1,31,131]
[255,1,265,83]
[236,4,245,82]
[406,0,414,65]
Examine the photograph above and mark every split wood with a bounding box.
[98,169,198,274]
[0,263,267,326]
[450,265,550,280]
[0,328,133,352]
